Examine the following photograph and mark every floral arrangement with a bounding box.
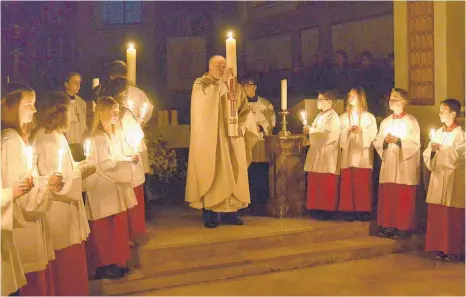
[145,133,187,183]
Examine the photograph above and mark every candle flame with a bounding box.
[227,31,233,39]
[429,128,435,140]
[128,43,135,50]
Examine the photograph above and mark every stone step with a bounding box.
[134,220,371,267]
[90,235,424,296]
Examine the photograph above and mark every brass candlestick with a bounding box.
[278,110,291,138]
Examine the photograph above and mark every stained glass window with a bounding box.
[101,1,141,25]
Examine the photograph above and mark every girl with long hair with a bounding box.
[338,87,378,221]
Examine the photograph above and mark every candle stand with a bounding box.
[278,110,292,138]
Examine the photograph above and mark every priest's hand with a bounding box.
[48,173,64,192]
[13,178,33,199]
[351,126,361,133]
[431,143,441,152]
[131,155,140,164]
[222,68,233,83]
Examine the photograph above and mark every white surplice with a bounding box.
[248,96,276,137]
[304,109,341,174]
[1,128,55,273]
[116,109,146,188]
[373,114,421,185]
[423,126,465,208]
[32,129,90,250]
[185,74,260,212]
[339,111,378,169]
[83,131,137,221]
[1,185,27,296]
[65,95,87,144]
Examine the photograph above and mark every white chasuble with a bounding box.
[65,95,87,144]
[1,185,26,296]
[373,114,421,185]
[304,109,341,174]
[339,111,378,169]
[32,129,90,250]
[1,129,55,273]
[117,109,146,188]
[185,74,260,212]
[84,132,137,221]
[423,126,465,208]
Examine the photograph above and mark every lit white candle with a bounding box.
[429,128,435,141]
[140,103,148,120]
[351,111,359,126]
[127,100,134,112]
[225,31,237,77]
[25,146,33,173]
[92,78,99,89]
[281,79,287,110]
[83,139,91,160]
[126,43,136,85]
[300,110,308,126]
[57,149,64,173]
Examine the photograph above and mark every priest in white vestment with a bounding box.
[303,90,341,220]
[338,88,378,221]
[185,56,260,228]
[63,73,88,161]
[373,88,421,239]
[1,83,64,296]
[423,99,465,262]
[33,91,96,295]
[84,97,138,279]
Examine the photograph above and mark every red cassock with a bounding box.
[425,204,465,256]
[20,266,54,296]
[86,212,131,268]
[338,168,373,212]
[49,243,89,296]
[377,183,417,231]
[128,185,147,240]
[306,172,339,211]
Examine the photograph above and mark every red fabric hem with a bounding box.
[306,172,339,211]
[128,185,147,239]
[338,168,372,212]
[377,183,417,231]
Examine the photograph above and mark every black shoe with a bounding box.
[343,212,355,222]
[377,227,396,238]
[120,266,130,276]
[317,211,333,221]
[393,230,411,240]
[95,265,123,280]
[221,212,244,225]
[359,212,372,222]
[203,209,219,228]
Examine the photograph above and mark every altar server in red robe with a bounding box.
[84,97,138,279]
[1,83,64,295]
[423,98,465,261]
[373,88,420,239]
[338,88,378,221]
[304,90,341,220]
[33,91,96,295]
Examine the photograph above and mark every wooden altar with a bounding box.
[265,135,307,218]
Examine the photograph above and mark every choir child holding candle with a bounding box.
[32,91,97,295]
[186,55,260,228]
[63,73,88,161]
[423,98,465,261]
[303,90,341,220]
[84,97,138,279]
[1,180,33,296]
[373,88,421,239]
[338,88,378,221]
[104,78,147,242]
[1,83,64,296]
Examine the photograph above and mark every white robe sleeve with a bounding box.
[373,119,388,158]
[361,113,378,149]
[425,129,466,171]
[422,140,436,171]
[399,117,421,161]
[1,187,14,231]
[92,136,133,184]
[309,112,341,147]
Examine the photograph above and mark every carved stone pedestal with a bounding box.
[265,135,306,218]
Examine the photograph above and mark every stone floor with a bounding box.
[143,251,464,296]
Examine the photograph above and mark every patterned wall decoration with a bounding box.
[407,1,435,105]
